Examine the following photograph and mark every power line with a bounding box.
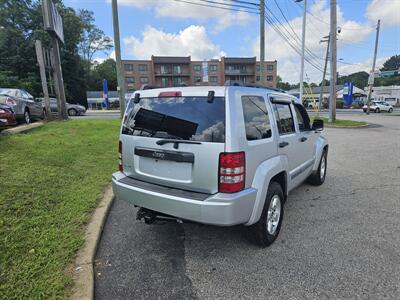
[195,0,260,11]
[218,0,260,6]
[172,0,259,14]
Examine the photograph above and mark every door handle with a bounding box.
[300,137,308,142]
[279,141,289,148]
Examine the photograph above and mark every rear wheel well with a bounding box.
[270,171,287,201]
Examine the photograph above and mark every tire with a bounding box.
[308,150,327,186]
[388,108,393,113]
[375,108,380,113]
[68,108,77,116]
[248,182,284,248]
[24,109,31,124]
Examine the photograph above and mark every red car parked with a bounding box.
[0,103,17,128]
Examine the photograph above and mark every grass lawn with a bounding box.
[310,116,367,127]
[0,119,120,299]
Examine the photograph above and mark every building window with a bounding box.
[126,77,135,84]
[161,77,169,87]
[124,64,133,71]
[267,75,273,81]
[209,65,217,71]
[256,76,260,81]
[139,64,148,72]
[267,64,274,71]
[194,76,202,83]
[256,64,260,71]
[173,77,183,86]
[193,65,201,71]
[242,96,272,140]
[140,77,149,84]
[160,65,170,74]
[210,76,218,82]
[174,65,181,74]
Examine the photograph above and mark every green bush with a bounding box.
[336,100,344,109]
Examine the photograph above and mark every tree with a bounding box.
[78,9,113,73]
[276,75,297,91]
[87,58,117,91]
[380,55,400,71]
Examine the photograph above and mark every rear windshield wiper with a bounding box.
[156,139,202,149]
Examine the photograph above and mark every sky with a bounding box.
[64,0,400,84]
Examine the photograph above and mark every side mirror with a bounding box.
[312,119,324,131]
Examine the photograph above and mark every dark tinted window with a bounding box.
[274,103,295,135]
[122,97,225,143]
[242,96,272,140]
[294,104,310,131]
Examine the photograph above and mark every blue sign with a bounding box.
[102,79,109,109]
[343,82,353,106]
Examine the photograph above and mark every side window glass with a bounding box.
[294,104,311,131]
[274,103,295,135]
[241,96,272,141]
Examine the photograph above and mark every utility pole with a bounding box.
[112,0,126,118]
[329,0,337,122]
[299,0,307,104]
[319,35,330,111]
[260,0,265,85]
[35,40,52,120]
[366,19,381,114]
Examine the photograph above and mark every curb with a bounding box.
[325,123,370,129]
[71,185,115,300]
[0,121,45,136]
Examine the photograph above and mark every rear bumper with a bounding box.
[112,172,257,226]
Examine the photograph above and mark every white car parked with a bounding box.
[363,101,393,113]
[112,84,328,247]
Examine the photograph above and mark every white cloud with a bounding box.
[366,0,400,27]
[338,56,388,76]
[114,0,254,32]
[252,0,375,83]
[124,25,225,60]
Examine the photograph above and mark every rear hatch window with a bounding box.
[122,96,225,143]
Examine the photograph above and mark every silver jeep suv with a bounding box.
[112,85,328,247]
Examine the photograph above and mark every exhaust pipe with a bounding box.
[136,208,183,224]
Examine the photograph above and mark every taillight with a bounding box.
[218,152,245,193]
[5,97,16,106]
[118,141,123,172]
[158,91,182,97]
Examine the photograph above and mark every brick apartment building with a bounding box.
[121,56,277,92]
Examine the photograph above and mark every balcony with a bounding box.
[224,69,254,76]
[154,71,190,76]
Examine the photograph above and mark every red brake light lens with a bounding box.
[158,91,182,97]
[218,152,245,193]
[118,141,123,172]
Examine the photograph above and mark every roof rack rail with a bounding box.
[140,84,162,90]
[224,80,286,93]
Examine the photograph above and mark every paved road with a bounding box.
[95,114,400,299]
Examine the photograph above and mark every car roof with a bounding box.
[132,86,293,101]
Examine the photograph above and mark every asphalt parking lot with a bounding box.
[94,114,400,299]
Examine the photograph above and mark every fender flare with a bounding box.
[245,155,288,226]
[312,136,328,172]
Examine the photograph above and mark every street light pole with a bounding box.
[112,0,126,118]
[329,0,337,122]
[366,20,381,115]
[319,35,330,112]
[260,0,265,85]
[298,0,307,104]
